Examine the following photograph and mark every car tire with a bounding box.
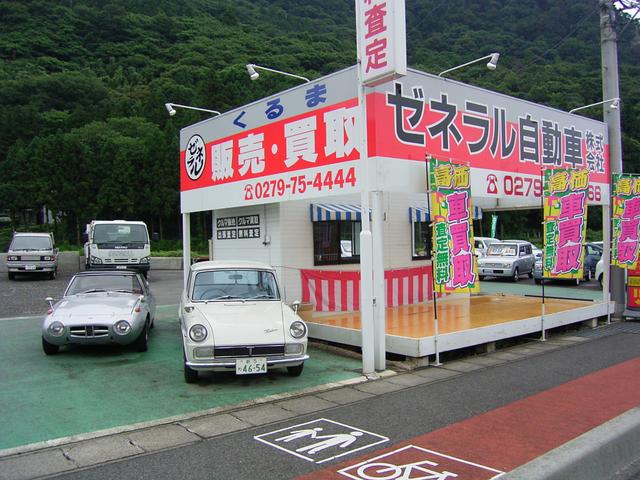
[479,275,485,281]
[134,321,149,352]
[528,270,534,279]
[8,272,15,280]
[49,270,56,280]
[512,268,519,282]
[42,337,59,355]
[287,363,304,377]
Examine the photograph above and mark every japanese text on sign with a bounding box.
[356,0,406,86]
[612,173,640,269]
[429,158,479,294]
[543,169,588,278]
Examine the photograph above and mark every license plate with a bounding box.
[25,265,36,270]
[236,357,267,375]
[116,266,127,270]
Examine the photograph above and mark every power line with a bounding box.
[520,4,601,71]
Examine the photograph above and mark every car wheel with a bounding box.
[8,272,15,280]
[134,321,149,352]
[512,268,519,282]
[48,270,56,280]
[478,275,485,281]
[287,363,304,377]
[528,270,534,279]
[42,337,59,355]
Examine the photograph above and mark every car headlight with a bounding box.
[114,320,131,335]
[8,255,19,261]
[290,321,307,339]
[48,321,65,337]
[189,324,207,342]
[139,256,150,264]
[90,256,103,264]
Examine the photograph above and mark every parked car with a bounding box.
[179,260,308,383]
[7,232,58,280]
[473,237,499,258]
[533,242,602,285]
[41,271,156,355]
[477,241,536,281]
[596,257,604,288]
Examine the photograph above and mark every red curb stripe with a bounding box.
[298,357,640,479]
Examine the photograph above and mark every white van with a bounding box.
[7,232,58,280]
[84,220,151,277]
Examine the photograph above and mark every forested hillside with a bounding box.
[1,0,638,243]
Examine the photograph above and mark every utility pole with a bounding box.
[600,0,625,317]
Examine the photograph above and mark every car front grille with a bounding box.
[214,345,285,358]
[69,325,110,338]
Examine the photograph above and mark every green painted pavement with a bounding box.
[0,306,362,451]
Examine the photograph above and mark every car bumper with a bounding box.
[87,264,150,273]
[7,261,56,273]
[186,354,309,371]
[43,323,144,346]
[479,267,514,277]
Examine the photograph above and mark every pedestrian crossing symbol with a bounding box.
[254,418,389,464]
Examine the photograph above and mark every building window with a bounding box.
[313,221,361,265]
[412,221,432,260]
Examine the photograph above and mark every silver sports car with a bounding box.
[41,271,156,355]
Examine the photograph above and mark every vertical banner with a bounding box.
[612,173,640,268]
[543,169,589,279]
[429,158,479,294]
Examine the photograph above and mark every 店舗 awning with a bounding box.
[310,204,362,221]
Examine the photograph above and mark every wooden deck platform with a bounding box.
[304,294,611,358]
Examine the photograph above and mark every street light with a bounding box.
[438,53,500,77]
[569,97,620,114]
[245,64,310,83]
[164,103,221,117]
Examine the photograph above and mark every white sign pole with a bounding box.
[355,0,375,375]
[182,212,191,290]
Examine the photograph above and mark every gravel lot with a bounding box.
[0,269,183,319]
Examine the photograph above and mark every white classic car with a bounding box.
[42,271,156,355]
[179,261,308,383]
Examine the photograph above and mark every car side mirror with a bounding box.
[45,297,55,308]
[292,300,301,313]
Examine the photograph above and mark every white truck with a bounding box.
[84,220,151,277]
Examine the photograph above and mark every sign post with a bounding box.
[355,0,406,373]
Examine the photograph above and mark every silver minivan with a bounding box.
[7,232,58,280]
[477,241,536,281]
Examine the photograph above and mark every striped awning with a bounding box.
[310,204,362,221]
[408,205,483,222]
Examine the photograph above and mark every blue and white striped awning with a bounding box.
[310,204,362,221]
[408,205,483,222]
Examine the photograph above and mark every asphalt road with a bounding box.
[46,330,640,480]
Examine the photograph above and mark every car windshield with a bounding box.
[487,244,517,256]
[192,269,280,301]
[66,274,143,295]
[93,224,149,244]
[10,236,52,251]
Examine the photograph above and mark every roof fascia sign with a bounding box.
[179,67,610,214]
